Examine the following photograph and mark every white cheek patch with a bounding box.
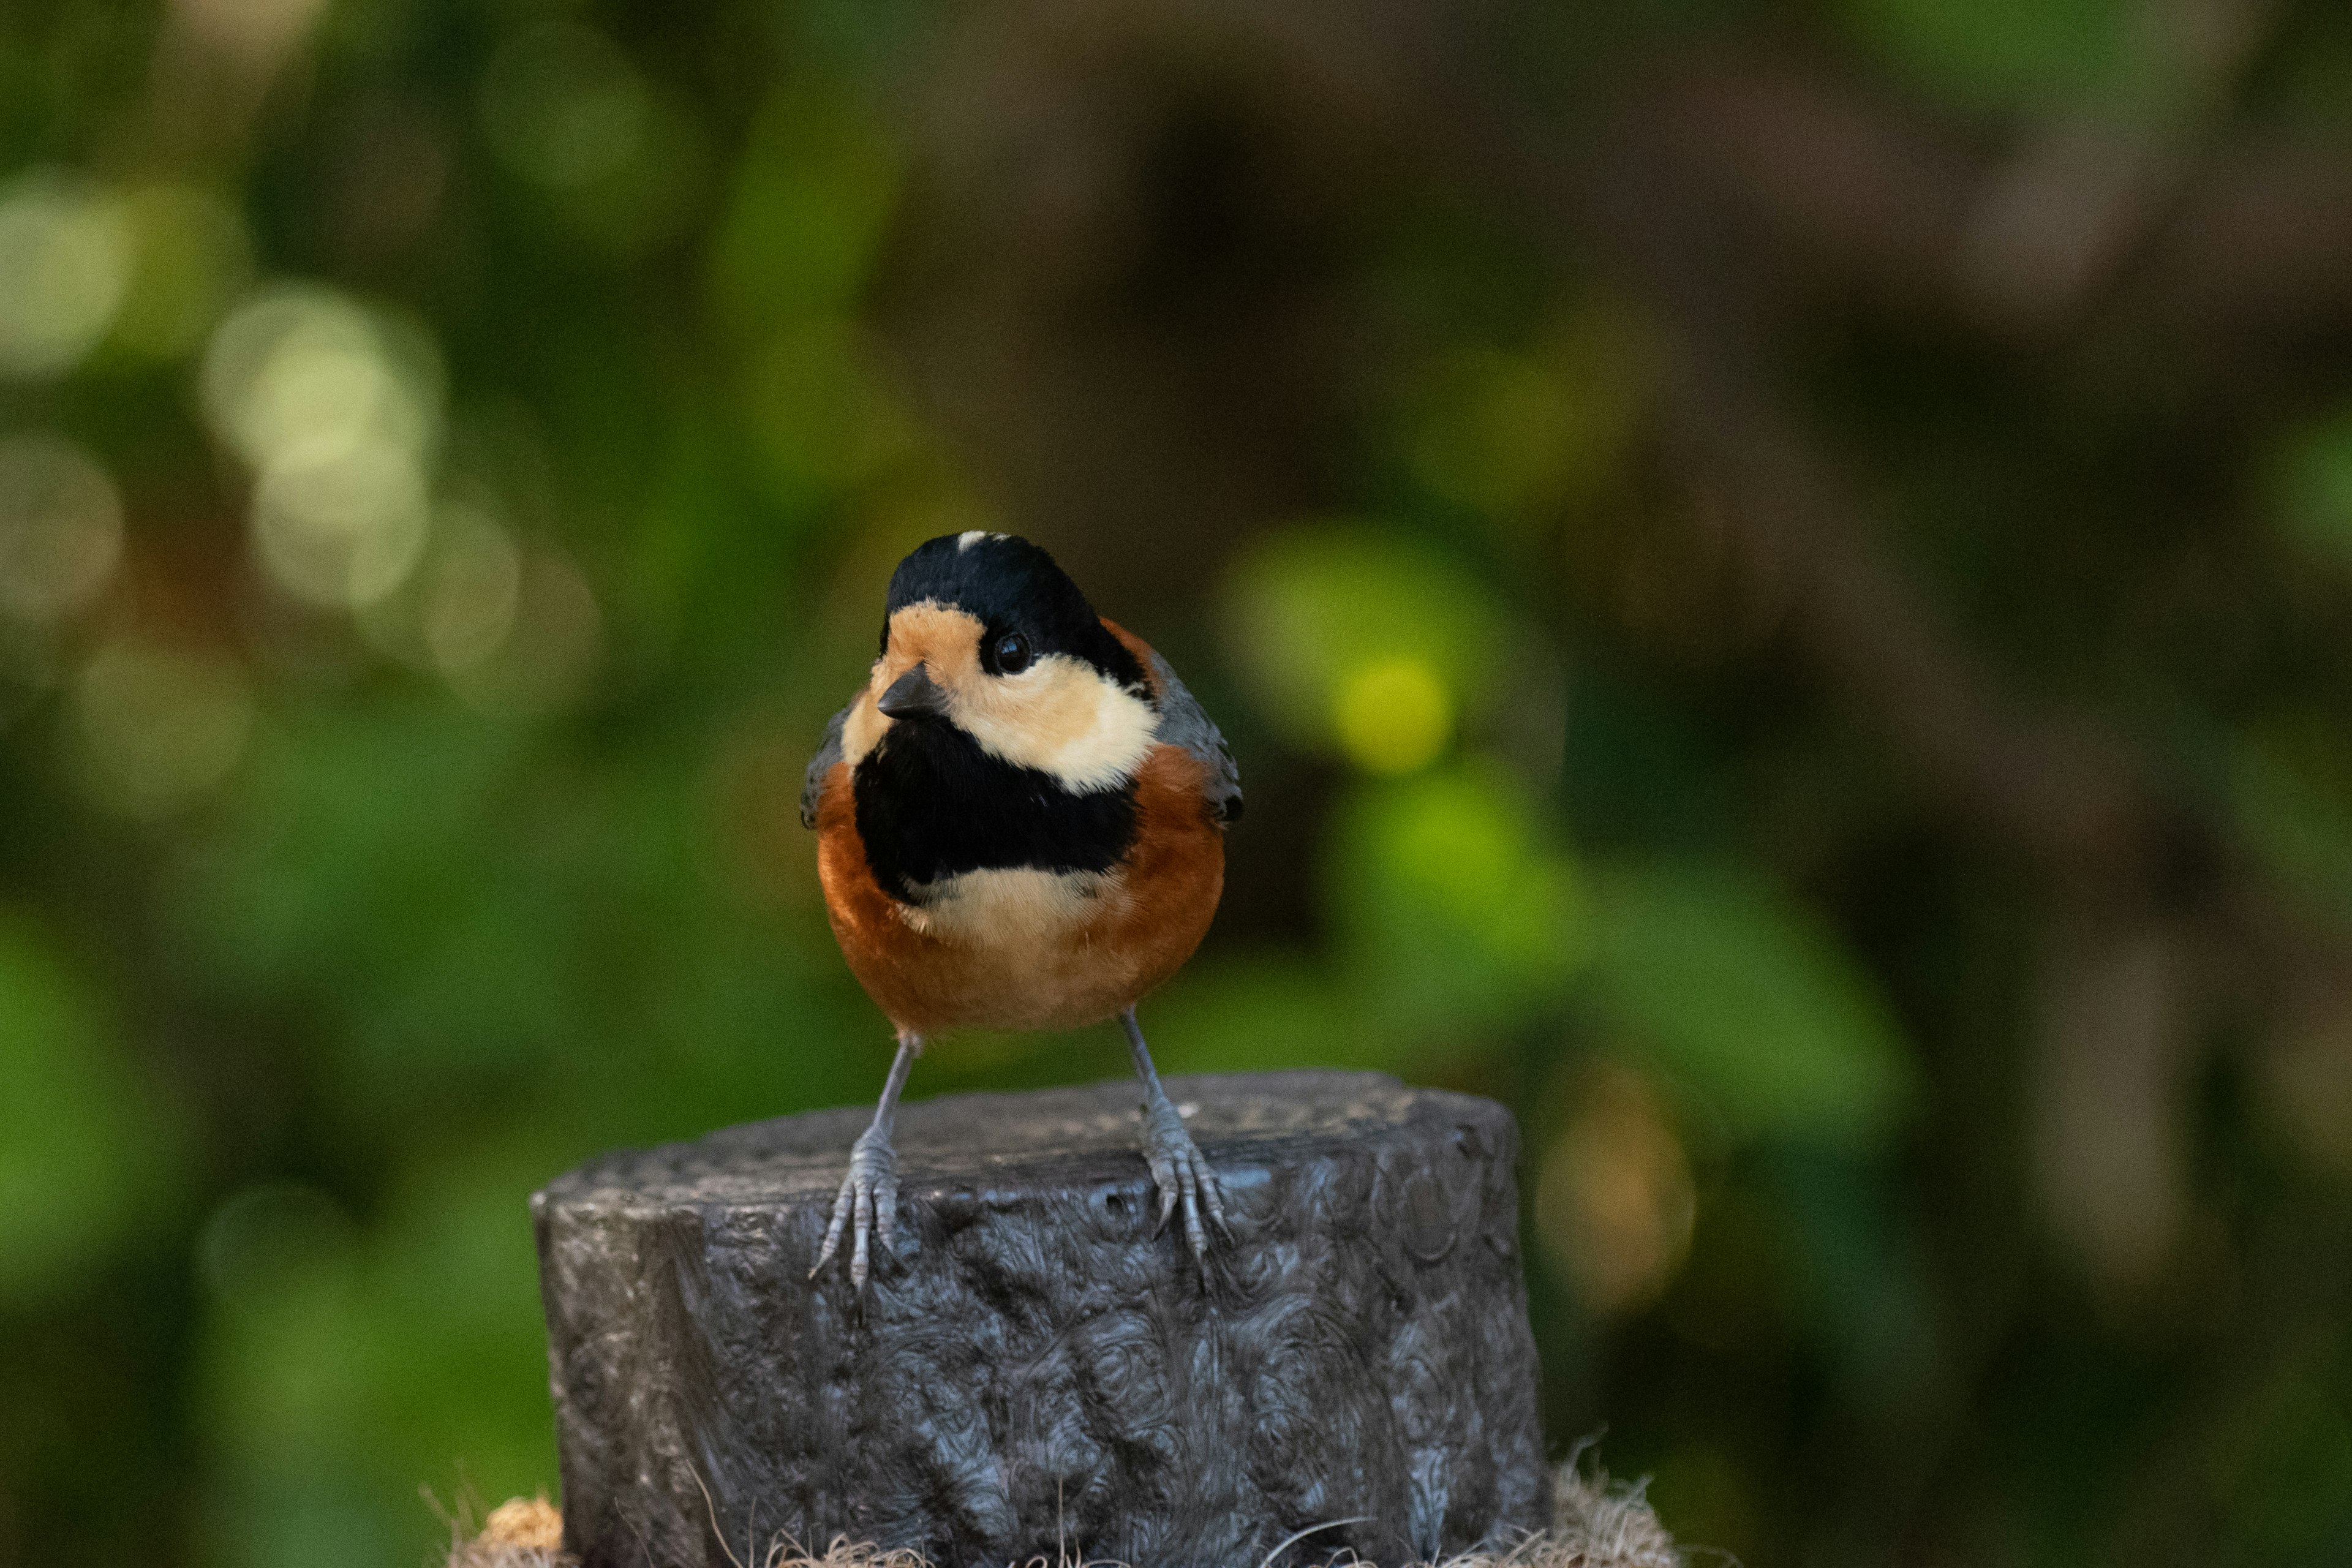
[954,654,1158,792]
[840,687,887,771]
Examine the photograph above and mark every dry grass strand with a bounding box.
[448,1494,573,1568]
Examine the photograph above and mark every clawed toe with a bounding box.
[812,1130,903,1288]
[1140,1099,1227,1264]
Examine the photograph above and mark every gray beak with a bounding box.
[878,663,952,720]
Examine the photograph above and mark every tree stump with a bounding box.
[534,1069,1551,1568]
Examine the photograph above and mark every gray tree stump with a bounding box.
[534,1069,1551,1568]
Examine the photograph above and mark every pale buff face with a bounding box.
[840,601,1158,791]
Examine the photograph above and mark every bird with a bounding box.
[799,530,1243,1287]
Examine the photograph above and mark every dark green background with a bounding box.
[6,0,2352,1563]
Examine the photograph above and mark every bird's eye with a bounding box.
[992,632,1032,674]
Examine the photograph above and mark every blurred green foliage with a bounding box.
[1590,862,1912,1150]
[5,1,2352,1566]
[0,916,181,1306]
[1845,0,2138,113]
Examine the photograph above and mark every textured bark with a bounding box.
[535,1070,1550,1568]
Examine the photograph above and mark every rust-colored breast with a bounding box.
[814,734,1226,1036]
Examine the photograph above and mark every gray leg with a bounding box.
[813,1029,921,1288]
[1121,1008,1227,1261]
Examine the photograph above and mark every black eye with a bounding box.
[991,632,1032,674]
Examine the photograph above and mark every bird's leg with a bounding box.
[813,1029,921,1288]
[1121,1008,1228,1260]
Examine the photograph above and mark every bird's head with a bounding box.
[843,532,1158,792]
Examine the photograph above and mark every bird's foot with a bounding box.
[812,1126,902,1289]
[1140,1093,1228,1262]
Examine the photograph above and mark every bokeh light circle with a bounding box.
[419,503,524,675]
[252,444,431,609]
[201,287,440,473]
[0,432,124,626]
[0,168,132,380]
[202,285,445,609]
[1332,655,1455,774]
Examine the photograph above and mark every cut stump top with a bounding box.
[536,1069,1549,1568]
[545,1068,1485,1209]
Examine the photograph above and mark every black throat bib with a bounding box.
[851,717,1138,904]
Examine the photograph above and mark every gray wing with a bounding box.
[799,703,851,829]
[1146,649,1243,823]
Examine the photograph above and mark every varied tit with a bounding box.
[799,530,1242,1287]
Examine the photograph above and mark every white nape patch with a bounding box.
[897,865,1122,945]
[954,653,1158,792]
[957,530,1006,552]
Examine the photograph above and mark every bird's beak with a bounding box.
[878,663,952,721]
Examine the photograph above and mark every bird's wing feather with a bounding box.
[800,702,851,829]
[1145,648,1243,822]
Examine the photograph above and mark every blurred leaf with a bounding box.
[1402,303,1649,526]
[478,22,710,255]
[735,317,917,500]
[2232,720,2352,932]
[1755,1148,1939,1403]
[1221,521,1510,769]
[168,695,867,1140]
[1330,654,1454,775]
[1838,0,2138,113]
[1142,954,1370,1075]
[707,88,901,331]
[0,913,179,1304]
[170,701,528,997]
[197,1134,560,1568]
[1329,763,1588,1041]
[1408,346,1587,520]
[2204,1335,2352,1567]
[2275,409,2352,575]
[1558,668,1736,854]
[107,183,252,361]
[1587,862,1914,1148]
[707,89,913,503]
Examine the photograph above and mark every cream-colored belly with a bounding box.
[899,866,1123,944]
[895,866,1147,1030]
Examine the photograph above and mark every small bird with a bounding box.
[800,530,1242,1286]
